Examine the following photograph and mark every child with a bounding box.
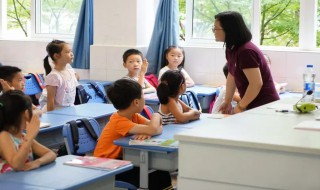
[157,70,201,125]
[94,79,172,190]
[39,40,78,112]
[158,46,195,87]
[0,66,25,93]
[122,49,156,94]
[0,90,56,173]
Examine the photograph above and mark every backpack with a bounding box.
[74,82,108,105]
[145,74,159,88]
[179,90,202,111]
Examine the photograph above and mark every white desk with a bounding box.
[0,155,133,190]
[175,99,320,190]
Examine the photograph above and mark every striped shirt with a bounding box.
[158,102,183,125]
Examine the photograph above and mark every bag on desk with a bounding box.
[179,90,202,111]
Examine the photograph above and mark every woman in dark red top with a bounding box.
[213,11,279,114]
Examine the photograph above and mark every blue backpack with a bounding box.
[179,90,202,111]
[74,82,108,105]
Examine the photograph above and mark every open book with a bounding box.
[64,156,131,171]
[129,138,179,148]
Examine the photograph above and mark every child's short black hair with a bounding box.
[107,79,142,110]
[0,66,22,91]
[122,49,143,63]
[0,90,33,133]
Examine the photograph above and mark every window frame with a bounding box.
[31,0,79,39]
[183,0,319,51]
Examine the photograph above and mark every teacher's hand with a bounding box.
[219,101,232,114]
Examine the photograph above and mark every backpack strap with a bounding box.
[67,120,79,154]
[29,73,45,89]
[77,85,91,104]
[88,82,108,103]
[143,106,153,119]
[78,118,98,141]
[187,90,202,112]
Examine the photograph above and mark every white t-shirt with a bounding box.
[158,66,191,81]
[39,64,78,111]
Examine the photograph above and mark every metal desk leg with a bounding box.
[139,150,149,189]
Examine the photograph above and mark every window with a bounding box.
[180,0,301,48]
[34,0,82,38]
[3,0,81,39]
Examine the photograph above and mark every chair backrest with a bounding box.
[62,118,101,155]
[140,105,154,119]
[74,82,108,105]
[24,74,43,95]
[179,90,202,111]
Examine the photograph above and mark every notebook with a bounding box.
[64,156,131,171]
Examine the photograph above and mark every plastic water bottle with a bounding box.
[302,64,316,102]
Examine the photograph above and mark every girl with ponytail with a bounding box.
[157,70,201,125]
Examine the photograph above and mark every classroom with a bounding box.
[0,0,320,190]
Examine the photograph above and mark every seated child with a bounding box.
[158,46,195,87]
[0,66,25,93]
[0,90,56,173]
[0,66,41,114]
[157,70,201,125]
[122,49,156,94]
[94,79,172,190]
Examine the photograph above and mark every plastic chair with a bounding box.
[24,74,42,95]
[62,118,137,190]
[140,105,154,119]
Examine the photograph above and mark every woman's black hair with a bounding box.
[44,40,67,75]
[161,46,185,69]
[157,70,185,104]
[223,63,228,78]
[0,90,33,133]
[214,11,252,49]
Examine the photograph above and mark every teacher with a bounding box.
[214,11,279,114]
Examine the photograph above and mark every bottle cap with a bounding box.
[307,65,313,68]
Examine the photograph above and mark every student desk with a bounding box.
[144,85,217,112]
[175,99,320,190]
[114,124,194,189]
[0,155,133,190]
[47,103,117,128]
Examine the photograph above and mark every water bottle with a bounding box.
[302,64,316,102]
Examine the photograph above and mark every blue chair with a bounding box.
[62,118,137,190]
[24,74,42,95]
[140,105,154,119]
